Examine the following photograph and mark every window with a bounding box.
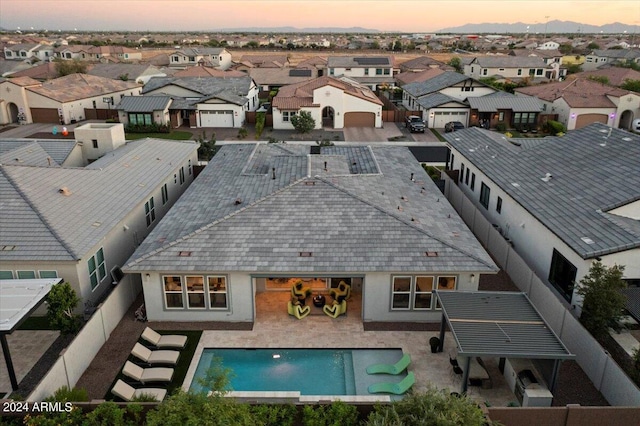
[17,271,36,279]
[465,168,470,185]
[0,271,14,279]
[414,276,434,309]
[282,111,297,122]
[460,163,465,185]
[496,196,503,214]
[498,112,504,121]
[364,68,369,75]
[548,249,577,301]
[329,68,334,75]
[179,167,185,185]
[186,276,205,308]
[188,159,192,176]
[174,173,177,184]
[376,68,383,75]
[163,276,184,308]
[529,69,535,76]
[39,271,58,278]
[517,69,522,76]
[161,184,168,205]
[128,113,152,126]
[88,248,106,289]
[435,276,457,309]
[92,139,98,149]
[383,69,390,75]
[480,182,490,209]
[145,197,155,227]
[482,69,488,75]
[92,100,97,108]
[391,276,412,309]
[208,276,228,308]
[470,173,476,190]
[536,69,543,76]
[450,153,455,170]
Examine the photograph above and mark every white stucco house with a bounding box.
[0,127,199,310]
[123,144,498,324]
[464,56,562,82]
[272,76,383,129]
[3,43,54,62]
[444,123,640,309]
[537,41,560,50]
[169,47,232,70]
[515,78,640,131]
[327,56,395,91]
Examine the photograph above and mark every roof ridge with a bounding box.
[315,176,498,270]
[0,166,78,260]
[127,177,309,266]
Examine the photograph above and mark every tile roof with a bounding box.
[239,55,289,67]
[468,92,543,112]
[472,56,548,68]
[1,76,41,87]
[86,63,160,80]
[402,72,470,98]
[247,67,316,87]
[515,78,632,108]
[396,68,446,86]
[591,49,640,60]
[327,56,392,68]
[272,76,382,109]
[574,68,640,87]
[6,62,58,80]
[0,139,77,166]
[0,138,198,261]
[416,92,466,109]
[444,123,640,258]
[115,95,172,112]
[399,56,447,70]
[173,67,245,78]
[27,73,141,103]
[125,144,497,274]
[142,76,253,106]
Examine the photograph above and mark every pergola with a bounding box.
[0,278,61,391]
[435,290,574,394]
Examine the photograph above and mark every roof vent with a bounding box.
[299,251,313,257]
[91,221,102,227]
[178,251,192,257]
[511,182,520,188]
[541,173,553,182]
[425,251,439,257]
[580,237,595,245]
[234,198,243,205]
[58,187,72,196]
[1,245,16,251]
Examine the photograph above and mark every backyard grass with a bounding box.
[106,330,202,401]
[125,131,194,141]
[18,316,57,330]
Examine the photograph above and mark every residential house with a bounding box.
[3,61,59,80]
[141,75,259,128]
[537,41,560,50]
[3,43,54,62]
[515,78,640,130]
[395,68,445,87]
[508,49,566,80]
[55,45,94,61]
[234,55,290,72]
[271,76,383,129]
[464,56,561,82]
[295,56,327,77]
[401,71,496,128]
[583,49,640,71]
[172,67,245,79]
[0,73,141,124]
[398,56,452,73]
[123,143,498,323]
[87,63,167,84]
[467,92,543,130]
[444,123,640,308]
[169,47,232,70]
[0,125,199,308]
[327,56,394,91]
[54,45,142,62]
[574,67,640,89]
[116,96,172,127]
[247,68,318,92]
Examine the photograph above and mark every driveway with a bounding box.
[343,123,403,142]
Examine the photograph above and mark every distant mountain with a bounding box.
[436,20,638,34]
[217,26,380,33]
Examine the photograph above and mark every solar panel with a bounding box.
[289,69,312,77]
[354,57,389,65]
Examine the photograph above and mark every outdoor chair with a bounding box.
[368,372,415,395]
[141,327,187,349]
[111,379,166,402]
[329,282,350,302]
[131,342,179,365]
[122,360,174,385]
[323,299,347,318]
[366,353,411,375]
[287,299,311,319]
[291,281,311,302]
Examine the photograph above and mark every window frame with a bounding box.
[38,270,58,279]
[0,271,14,279]
[207,275,228,309]
[145,197,156,227]
[470,173,476,191]
[185,275,206,309]
[391,275,458,311]
[16,270,36,279]
[496,196,503,214]
[161,183,169,205]
[391,276,412,310]
[88,248,106,290]
[480,182,490,209]
[163,275,184,309]
[548,249,577,302]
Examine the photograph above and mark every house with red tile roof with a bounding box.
[515,78,640,131]
[271,76,383,129]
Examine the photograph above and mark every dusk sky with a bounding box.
[1,0,639,32]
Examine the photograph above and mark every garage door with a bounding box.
[30,108,60,123]
[575,114,607,129]
[200,110,234,127]
[433,111,468,128]
[344,112,375,127]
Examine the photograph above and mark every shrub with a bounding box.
[237,127,249,139]
[125,123,170,133]
[46,282,83,335]
[250,404,297,426]
[302,401,358,426]
[545,120,566,135]
[291,111,316,134]
[196,131,218,161]
[255,112,266,139]
[83,402,127,426]
[45,385,89,402]
[495,122,507,132]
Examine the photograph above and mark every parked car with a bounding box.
[445,121,465,132]
[405,115,426,133]
[256,103,270,113]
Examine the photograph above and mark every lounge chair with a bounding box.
[141,327,187,349]
[366,353,411,375]
[368,372,415,395]
[287,299,311,319]
[131,342,179,365]
[122,361,174,384]
[291,281,311,302]
[111,379,166,402]
[323,299,347,318]
[329,282,351,302]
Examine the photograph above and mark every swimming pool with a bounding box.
[189,348,403,396]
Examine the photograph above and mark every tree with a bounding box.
[392,40,403,51]
[46,282,82,335]
[290,111,315,133]
[577,261,627,339]
[587,42,600,50]
[196,131,218,161]
[448,56,463,73]
[566,63,583,75]
[558,43,573,55]
[370,41,380,50]
[621,79,640,93]
[588,75,609,85]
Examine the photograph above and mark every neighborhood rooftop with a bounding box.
[142,76,254,106]
[125,144,497,273]
[0,139,77,166]
[444,123,640,258]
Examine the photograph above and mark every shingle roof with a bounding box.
[0,138,198,261]
[444,123,640,258]
[116,96,172,112]
[468,93,543,112]
[142,76,253,106]
[125,144,497,273]
[399,56,447,71]
[574,68,640,87]
[402,72,470,98]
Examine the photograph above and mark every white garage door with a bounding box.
[200,110,234,127]
[433,111,468,128]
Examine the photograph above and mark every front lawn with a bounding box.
[126,131,193,141]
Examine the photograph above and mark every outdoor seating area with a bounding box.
[287,281,351,319]
[111,379,167,402]
[368,372,416,395]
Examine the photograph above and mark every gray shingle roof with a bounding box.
[0,138,198,261]
[142,76,253,106]
[468,93,543,112]
[125,144,497,273]
[0,139,77,166]
[416,93,466,109]
[471,56,548,68]
[444,124,640,258]
[402,72,470,98]
[327,56,391,68]
[116,96,172,112]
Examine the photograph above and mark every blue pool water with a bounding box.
[190,348,401,395]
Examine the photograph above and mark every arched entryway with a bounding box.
[619,110,634,130]
[322,106,335,128]
[7,103,19,123]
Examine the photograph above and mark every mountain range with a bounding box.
[218,26,379,33]
[436,20,638,34]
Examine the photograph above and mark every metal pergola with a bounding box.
[0,278,60,391]
[435,290,574,394]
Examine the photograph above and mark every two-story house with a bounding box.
[583,49,640,71]
[327,56,394,91]
[464,56,559,82]
[169,47,232,70]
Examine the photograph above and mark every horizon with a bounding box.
[1,0,639,33]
